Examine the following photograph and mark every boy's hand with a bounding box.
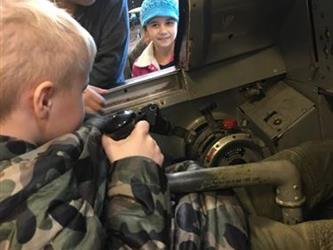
[84,85,108,113]
[102,121,164,166]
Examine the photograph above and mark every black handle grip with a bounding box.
[87,104,174,140]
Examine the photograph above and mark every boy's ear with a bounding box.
[32,81,55,120]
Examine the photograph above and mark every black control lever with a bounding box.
[86,104,178,140]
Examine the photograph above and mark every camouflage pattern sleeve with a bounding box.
[105,156,171,249]
[0,126,108,250]
[106,158,249,250]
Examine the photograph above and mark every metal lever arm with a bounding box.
[167,160,305,225]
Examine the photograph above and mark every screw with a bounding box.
[273,118,282,125]
[325,29,330,39]
[323,46,329,56]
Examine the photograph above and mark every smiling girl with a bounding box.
[131,0,179,77]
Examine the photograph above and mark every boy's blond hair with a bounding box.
[0,0,96,121]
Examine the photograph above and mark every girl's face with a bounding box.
[145,16,178,50]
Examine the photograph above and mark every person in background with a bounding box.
[131,0,178,77]
[55,0,129,88]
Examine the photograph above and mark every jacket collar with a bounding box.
[0,135,36,161]
[134,42,160,69]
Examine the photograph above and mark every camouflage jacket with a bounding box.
[0,125,248,249]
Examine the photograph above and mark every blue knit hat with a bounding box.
[140,0,179,27]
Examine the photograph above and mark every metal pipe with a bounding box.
[167,160,305,224]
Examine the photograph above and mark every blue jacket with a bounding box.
[75,0,129,88]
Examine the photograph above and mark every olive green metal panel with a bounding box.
[239,82,321,149]
[186,47,286,99]
[311,0,333,88]
[185,0,295,70]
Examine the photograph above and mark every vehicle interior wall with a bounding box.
[179,0,333,151]
[106,0,333,162]
[276,0,333,139]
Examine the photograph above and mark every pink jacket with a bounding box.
[131,42,160,77]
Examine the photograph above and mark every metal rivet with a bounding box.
[323,46,329,56]
[325,29,330,39]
